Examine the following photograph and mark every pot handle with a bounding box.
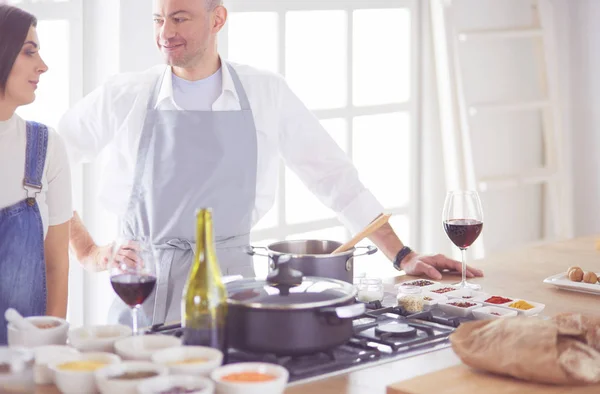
[320,303,366,320]
[245,245,270,257]
[353,245,378,257]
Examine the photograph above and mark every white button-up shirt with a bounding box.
[58,59,384,235]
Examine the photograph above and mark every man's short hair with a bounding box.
[206,0,223,10]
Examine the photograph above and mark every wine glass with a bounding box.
[442,190,484,290]
[108,235,158,335]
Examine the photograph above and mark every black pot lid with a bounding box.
[226,276,357,310]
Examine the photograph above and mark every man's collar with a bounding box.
[154,56,238,109]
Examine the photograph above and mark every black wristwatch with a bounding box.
[393,246,413,271]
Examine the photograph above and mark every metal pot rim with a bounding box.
[265,239,355,258]
[226,276,357,310]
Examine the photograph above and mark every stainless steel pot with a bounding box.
[226,258,365,356]
[246,239,377,284]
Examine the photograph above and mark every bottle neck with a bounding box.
[195,209,217,267]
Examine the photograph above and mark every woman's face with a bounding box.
[4,25,48,106]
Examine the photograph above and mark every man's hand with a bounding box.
[79,243,113,272]
[400,252,484,280]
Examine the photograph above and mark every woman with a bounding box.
[0,4,71,344]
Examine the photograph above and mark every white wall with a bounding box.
[569,0,600,237]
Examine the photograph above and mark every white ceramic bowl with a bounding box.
[502,299,546,316]
[421,291,448,310]
[69,324,132,353]
[49,352,122,394]
[445,289,489,301]
[210,362,289,394]
[0,347,35,392]
[396,279,441,291]
[7,316,69,348]
[33,345,80,385]
[437,299,482,318]
[137,375,215,394]
[474,294,516,308]
[151,346,223,376]
[114,335,182,361]
[472,306,519,320]
[95,361,169,394]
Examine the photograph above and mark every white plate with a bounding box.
[446,289,489,301]
[502,299,546,316]
[543,272,600,295]
[421,292,447,311]
[437,300,482,318]
[472,306,518,320]
[473,294,516,308]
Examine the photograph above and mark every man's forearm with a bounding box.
[368,222,416,265]
[69,211,96,262]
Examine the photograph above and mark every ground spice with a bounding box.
[485,296,512,304]
[508,300,535,310]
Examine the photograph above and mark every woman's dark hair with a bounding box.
[0,5,37,94]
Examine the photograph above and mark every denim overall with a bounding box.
[0,121,48,344]
[108,63,258,327]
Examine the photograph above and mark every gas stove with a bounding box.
[146,294,474,386]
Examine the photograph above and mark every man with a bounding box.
[60,0,483,326]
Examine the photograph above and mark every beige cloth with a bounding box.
[449,313,600,385]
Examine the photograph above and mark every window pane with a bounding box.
[285,119,349,224]
[286,226,347,242]
[227,12,279,73]
[353,113,410,208]
[353,9,411,106]
[286,10,347,110]
[16,20,70,128]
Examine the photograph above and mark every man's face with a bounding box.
[152,0,213,68]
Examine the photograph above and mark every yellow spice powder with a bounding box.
[508,300,535,310]
[58,361,107,372]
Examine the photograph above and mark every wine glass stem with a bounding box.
[131,306,139,335]
[460,248,467,285]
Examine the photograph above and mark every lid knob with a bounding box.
[266,254,303,295]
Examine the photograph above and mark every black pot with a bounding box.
[225,257,365,356]
[247,239,377,284]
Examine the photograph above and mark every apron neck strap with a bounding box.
[146,63,252,111]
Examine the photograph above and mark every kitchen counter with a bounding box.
[31,235,600,394]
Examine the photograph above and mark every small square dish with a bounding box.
[428,285,460,295]
[503,299,545,316]
[421,292,448,310]
[437,299,482,318]
[397,279,441,290]
[446,289,489,301]
[475,295,515,307]
[472,306,518,320]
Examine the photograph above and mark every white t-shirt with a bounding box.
[172,67,222,111]
[0,114,73,238]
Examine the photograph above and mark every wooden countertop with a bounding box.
[30,236,600,394]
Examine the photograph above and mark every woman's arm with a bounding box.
[44,221,70,318]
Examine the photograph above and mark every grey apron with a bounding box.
[108,64,258,327]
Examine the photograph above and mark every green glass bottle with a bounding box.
[181,208,228,350]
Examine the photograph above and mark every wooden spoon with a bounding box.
[331,213,392,255]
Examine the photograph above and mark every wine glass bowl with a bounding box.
[442,191,484,290]
[109,236,158,335]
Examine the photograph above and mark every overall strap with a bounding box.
[23,121,49,192]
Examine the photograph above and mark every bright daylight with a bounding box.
[0,0,599,393]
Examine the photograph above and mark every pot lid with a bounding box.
[226,276,357,310]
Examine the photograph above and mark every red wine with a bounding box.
[444,219,483,249]
[110,274,157,307]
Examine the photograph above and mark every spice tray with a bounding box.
[472,294,545,316]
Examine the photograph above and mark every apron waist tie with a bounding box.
[151,234,250,324]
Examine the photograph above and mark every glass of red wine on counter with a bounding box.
[442,190,484,290]
[109,235,158,335]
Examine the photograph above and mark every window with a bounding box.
[8,0,84,324]
[221,0,420,277]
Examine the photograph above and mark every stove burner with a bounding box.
[375,322,417,338]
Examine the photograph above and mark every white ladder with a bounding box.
[430,0,572,257]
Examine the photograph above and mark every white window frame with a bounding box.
[220,0,422,249]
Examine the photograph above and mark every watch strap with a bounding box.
[393,246,413,270]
